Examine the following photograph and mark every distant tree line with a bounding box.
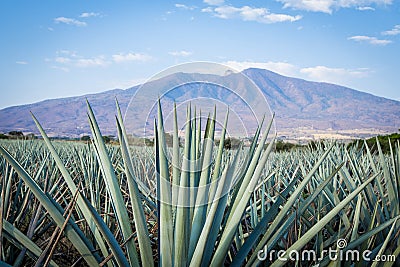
[348,131,400,154]
[0,131,37,140]
[80,135,116,144]
[3,129,398,155]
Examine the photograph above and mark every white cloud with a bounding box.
[112,53,152,63]
[223,60,371,87]
[51,66,70,72]
[58,50,78,57]
[79,12,100,18]
[382,25,400,36]
[204,0,225,5]
[55,57,71,63]
[278,0,336,13]
[49,51,152,69]
[357,6,375,10]
[54,17,87,26]
[348,35,392,45]
[175,4,196,10]
[76,56,108,67]
[204,5,302,23]
[50,51,109,68]
[16,61,28,65]
[300,66,370,84]
[224,61,299,77]
[168,50,193,57]
[277,0,392,13]
[202,7,214,12]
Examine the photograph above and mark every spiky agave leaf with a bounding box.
[86,100,139,266]
[116,99,153,267]
[0,146,100,266]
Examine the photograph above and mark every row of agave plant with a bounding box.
[0,100,399,266]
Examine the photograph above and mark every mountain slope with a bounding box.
[0,68,399,138]
[243,68,399,130]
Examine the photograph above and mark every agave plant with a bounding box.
[0,99,398,266]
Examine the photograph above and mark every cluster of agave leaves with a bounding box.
[0,99,398,266]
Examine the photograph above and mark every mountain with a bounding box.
[243,69,399,130]
[0,68,399,139]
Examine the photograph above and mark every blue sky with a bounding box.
[1,0,399,109]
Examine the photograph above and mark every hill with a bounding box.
[0,68,399,140]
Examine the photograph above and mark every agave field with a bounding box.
[0,100,399,266]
